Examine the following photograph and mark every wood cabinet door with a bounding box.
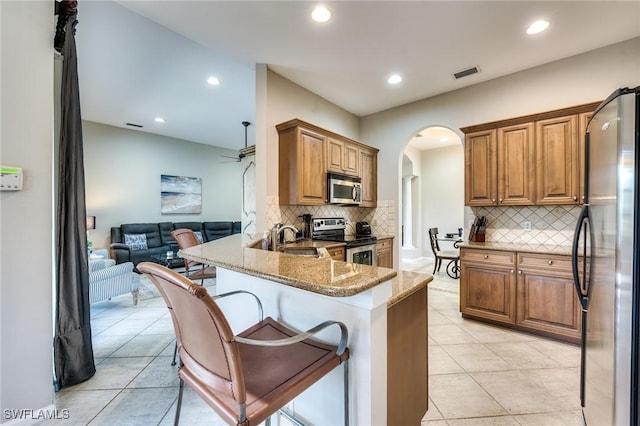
[516,254,581,342]
[327,137,344,173]
[360,148,377,207]
[535,115,579,205]
[297,129,327,205]
[376,238,393,268]
[465,129,497,206]
[460,260,516,324]
[343,143,359,176]
[578,111,593,205]
[497,122,536,205]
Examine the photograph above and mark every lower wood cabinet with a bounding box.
[460,248,581,344]
[376,237,393,268]
[325,245,345,261]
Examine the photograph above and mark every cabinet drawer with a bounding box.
[326,246,345,261]
[517,253,571,272]
[461,248,515,266]
[377,239,392,249]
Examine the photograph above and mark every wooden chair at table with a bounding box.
[138,262,350,426]
[171,228,217,282]
[428,227,460,277]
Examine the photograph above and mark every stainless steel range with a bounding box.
[312,217,377,266]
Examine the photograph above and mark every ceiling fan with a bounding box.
[220,121,254,163]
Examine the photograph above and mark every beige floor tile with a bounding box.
[458,321,536,344]
[422,420,449,426]
[484,342,561,369]
[441,344,512,373]
[525,339,580,367]
[430,345,465,375]
[430,374,507,419]
[89,388,177,425]
[447,415,520,426]
[430,324,479,345]
[471,370,580,415]
[514,410,583,425]
[42,389,120,425]
[430,309,456,325]
[110,334,175,358]
[422,397,445,420]
[68,357,154,391]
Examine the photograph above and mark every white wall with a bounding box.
[361,37,640,247]
[83,121,243,249]
[421,145,465,255]
[0,0,54,417]
[265,72,359,183]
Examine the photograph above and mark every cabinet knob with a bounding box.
[573,196,578,201]
[491,199,496,203]
[499,199,503,203]
[548,260,553,265]
[484,255,489,259]
[518,270,522,275]
[510,269,514,274]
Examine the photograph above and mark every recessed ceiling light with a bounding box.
[207,76,220,85]
[440,137,448,142]
[526,20,550,35]
[311,5,332,23]
[154,117,166,123]
[387,74,402,85]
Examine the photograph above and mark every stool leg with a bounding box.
[174,378,184,425]
[344,360,350,426]
[171,341,178,366]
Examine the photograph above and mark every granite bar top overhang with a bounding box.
[179,234,401,297]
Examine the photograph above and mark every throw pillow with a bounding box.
[124,233,148,251]
[194,231,204,244]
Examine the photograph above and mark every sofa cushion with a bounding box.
[124,233,148,250]
[203,221,234,241]
[159,222,176,247]
[194,231,204,243]
[120,223,163,248]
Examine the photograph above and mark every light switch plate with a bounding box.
[0,166,23,191]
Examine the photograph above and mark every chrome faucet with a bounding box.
[270,224,299,251]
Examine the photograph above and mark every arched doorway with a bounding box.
[400,126,464,269]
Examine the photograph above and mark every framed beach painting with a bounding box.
[161,174,202,214]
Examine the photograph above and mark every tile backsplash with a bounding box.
[266,196,396,236]
[467,205,581,246]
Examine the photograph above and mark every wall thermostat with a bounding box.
[0,166,23,191]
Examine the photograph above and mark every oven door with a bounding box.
[346,244,377,266]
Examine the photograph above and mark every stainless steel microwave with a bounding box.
[327,173,361,205]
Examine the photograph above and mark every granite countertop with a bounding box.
[387,271,433,307]
[179,234,399,297]
[458,241,573,256]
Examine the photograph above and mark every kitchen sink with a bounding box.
[278,247,319,257]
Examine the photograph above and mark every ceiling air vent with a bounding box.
[125,122,143,128]
[453,66,480,80]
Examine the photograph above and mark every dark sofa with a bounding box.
[110,221,241,269]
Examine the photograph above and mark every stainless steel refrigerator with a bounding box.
[573,86,640,425]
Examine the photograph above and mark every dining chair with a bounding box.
[137,262,350,426]
[428,227,460,278]
[171,228,217,282]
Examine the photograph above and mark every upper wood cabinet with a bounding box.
[464,129,497,206]
[277,124,327,205]
[535,115,579,205]
[462,102,599,207]
[277,119,378,206]
[327,137,360,176]
[499,122,536,205]
[360,147,378,207]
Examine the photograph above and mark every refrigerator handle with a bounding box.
[572,205,591,311]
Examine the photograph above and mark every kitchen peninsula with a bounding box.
[179,234,432,425]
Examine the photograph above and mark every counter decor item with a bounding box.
[469,216,487,242]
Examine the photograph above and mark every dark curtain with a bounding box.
[53,15,96,390]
